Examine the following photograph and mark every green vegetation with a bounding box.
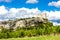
[0,20,60,39]
[0,35,60,40]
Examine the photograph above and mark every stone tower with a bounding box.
[35,11,44,22]
[42,13,47,19]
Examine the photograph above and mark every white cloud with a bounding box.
[47,11,60,20]
[0,5,60,25]
[26,0,38,4]
[53,22,60,26]
[42,10,60,25]
[0,5,8,15]
[9,8,18,13]
[0,0,11,2]
[0,5,41,21]
[12,7,40,18]
[48,1,60,8]
[42,11,60,20]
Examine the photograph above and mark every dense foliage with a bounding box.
[0,21,60,39]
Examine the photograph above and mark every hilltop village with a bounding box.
[0,12,47,30]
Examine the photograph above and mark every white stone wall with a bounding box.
[15,20,25,28]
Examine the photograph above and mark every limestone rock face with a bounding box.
[15,20,25,28]
[0,12,47,30]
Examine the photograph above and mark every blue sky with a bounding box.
[0,0,60,11]
[0,0,60,25]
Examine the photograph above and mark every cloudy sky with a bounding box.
[0,0,60,25]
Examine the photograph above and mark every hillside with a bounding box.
[0,13,48,30]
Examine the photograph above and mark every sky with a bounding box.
[0,0,60,25]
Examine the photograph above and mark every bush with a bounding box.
[18,30,25,37]
[0,21,60,39]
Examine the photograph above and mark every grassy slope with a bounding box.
[0,35,60,40]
